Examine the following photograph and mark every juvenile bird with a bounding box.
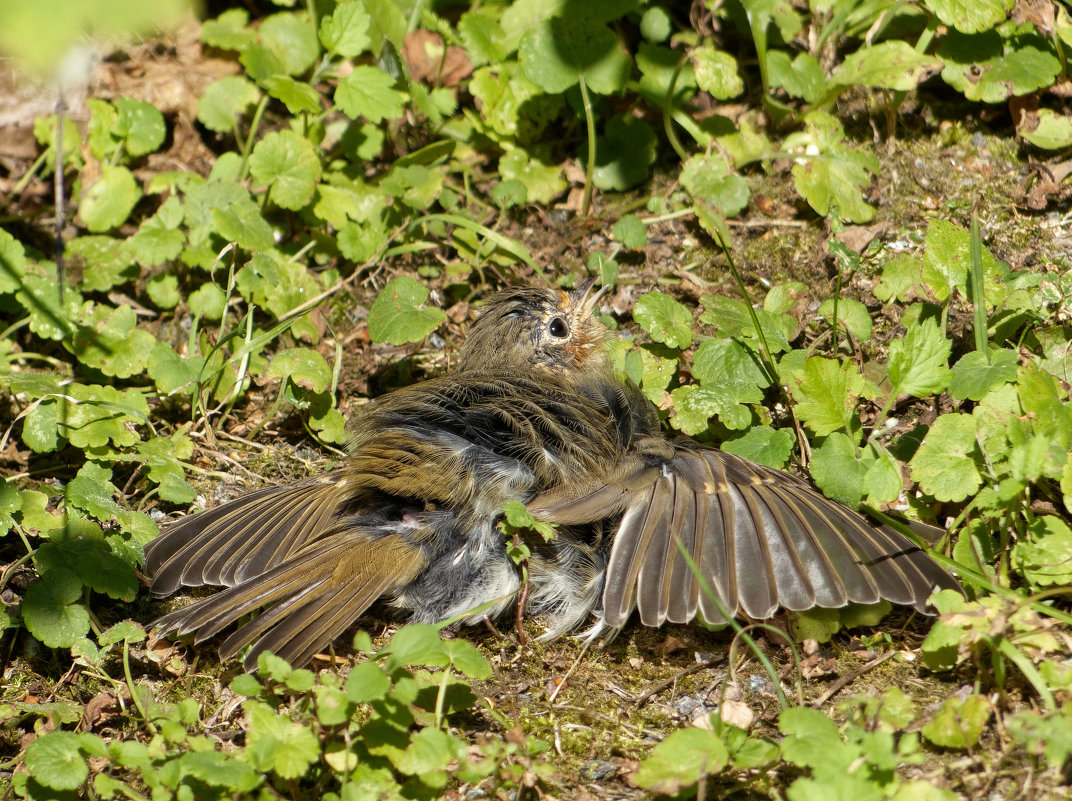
[145,281,959,669]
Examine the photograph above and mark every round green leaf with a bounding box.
[25,731,88,791]
[634,291,692,349]
[198,76,261,133]
[79,165,140,232]
[367,276,446,345]
[249,130,322,210]
[22,568,91,648]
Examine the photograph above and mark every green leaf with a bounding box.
[634,291,692,349]
[397,727,460,783]
[692,46,743,99]
[590,116,657,192]
[64,462,121,521]
[176,749,261,791]
[924,0,1015,34]
[680,152,749,217]
[127,196,186,266]
[691,338,771,392]
[720,425,795,469]
[790,357,874,437]
[66,236,137,292]
[948,349,1019,400]
[386,623,449,670]
[367,276,446,345]
[245,700,321,778]
[458,12,507,66]
[148,341,205,395]
[258,11,318,76]
[25,731,89,791]
[22,568,91,648]
[785,112,879,223]
[830,41,942,90]
[670,383,757,434]
[198,76,261,133]
[443,639,492,679]
[69,303,157,379]
[249,130,322,210]
[788,608,842,643]
[146,274,180,309]
[887,317,951,397]
[265,348,332,394]
[519,16,631,95]
[909,413,982,502]
[37,524,139,602]
[921,694,993,749]
[809,432,866,507]
[1020,109,1072,150]
[768,51,825,103]
[98,621,145,646]
[335,65,406,123]
[201,8,254,50]
[611,215,647,249]
[817,298,872,342]
[632,728,728,793]
[1011,515,1072,587]
[779,706,856,772]
[79,165,141,232]
[263,76,322,115]
[211,197,275,251]
[319,1,371,57]
[938,30,1060,103]
[345,660,391,703]
[921,218,1006,305]
[114,97,166,156]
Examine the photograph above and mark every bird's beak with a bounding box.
[572,277,611,318]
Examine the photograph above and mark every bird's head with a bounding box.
[456,279,611,374]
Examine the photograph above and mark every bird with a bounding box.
[144,279,960,669]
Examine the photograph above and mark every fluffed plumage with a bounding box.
[145,281,959,668]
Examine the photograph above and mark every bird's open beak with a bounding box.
[572,277,611,318]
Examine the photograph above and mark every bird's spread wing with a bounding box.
[144,476,354,596]
[152,530,427,670]
[528,444,960,629]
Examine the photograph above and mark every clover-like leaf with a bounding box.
[720,425,795,469]
[809,432,867,507]
[335,65,406,123]
[1011,515,1072,587]
[924,0,1014,34]
[114,97,166,157]
[632,728,729,794]
[921,694,993,749]
[519,15,631,95]
[909,413,982,502]
[948,349,1019,400]
[368,276,446,345]
[22,567,91,648]
[79,165,141,232]
[830,41,942,91]
[25,731,91,791]
[198,76,261,133]
[789,356,875,437]
[249,130,322,210]
[634,291,692,349]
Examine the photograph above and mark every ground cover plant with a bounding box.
[1,0,1072,797]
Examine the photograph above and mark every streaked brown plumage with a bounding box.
[145,281,960,668]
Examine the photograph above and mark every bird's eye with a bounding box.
[548,317,569,338]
